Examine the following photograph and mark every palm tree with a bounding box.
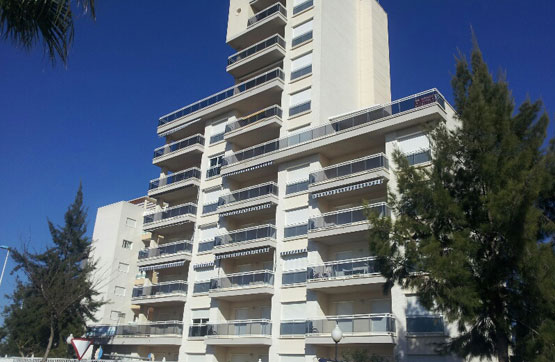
[0,0,95,65]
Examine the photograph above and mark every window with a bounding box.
[289,88,311,116]
[398,133,429,154]
[406,295,445,334]
[114,286,126,296]
[207,155,223,178]
[121,240,133,249]
[292,19,313,47]
[281,302,306,320]
[110,311,124,321]
[191,308,209,324]
[210,121,226,144]
[125,217,136,228]
[118,262,129,273]
[284,207,309,238]
[291,52,312,80]
[286,164,310,194]
[293,0,313,14]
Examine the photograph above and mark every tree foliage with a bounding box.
[0,0,95,65]
[0,184,103,360]
[342,349,390,362]
[367,44,555,362]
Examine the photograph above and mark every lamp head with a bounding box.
[331,324,343,343]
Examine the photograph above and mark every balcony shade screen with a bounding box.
[282,254,307,271]
[222,161,274,178]
[199,225,219,242]
[310,178,384,199]
[281,302,306,320]
[215,246,271,260]
[289,88,311,107]
[406,295,433,315]
[219,203,273,217]
[287,164,310,183]
[398,133,429,154]
[204,188,223,205]
[195,267,214,281]
[139,261,186,271]
[285,207,309,226]
[211,121,226,135]
[280,248,307,256]
[292,19,313,38]
[191,309,210,319]
[291,52,312,72]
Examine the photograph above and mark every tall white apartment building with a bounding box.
[87,1,461,361]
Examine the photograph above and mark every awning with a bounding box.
[311,178,384,199]
[193,261,214,269]
[139,261,186,272]
[219,203,272,217]
[158,118,202,137]
[222,161,273,178]
[280,248,307,256]
[215,247,271,260]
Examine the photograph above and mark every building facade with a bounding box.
[87,1,463,361]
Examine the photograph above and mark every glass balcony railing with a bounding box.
[307,256,379,281]
[228,35,286,66]
[293,0,313,14]
[189,324,209,337]
[285,179,309,194]
[210,133,225,144]
[292,30,313,47]
[406,315,445,334]
[193,281,211,294]
[143,203,197,225]
[218,182,278,206]
[202,202,219,214]
[284,223,308,238]
[214,224,276,247]
[198,240,215,252]
[247,3,286,26]
[225,105,282,133]
[289,101,311,117]
[207,320,272,336]
[210,270,274,290]
[406,149,431,165]
[153,135,204,159]
[138,240,192,259]
[159,68,285,126]
[280,320,309,335]
[132,281,187,298]
[309,154,388,184]
[307,314,396,335]
[291,64,312,80]
[148,168,201,191]
[308,203,390,231]
[282,270,307,285]
[87,322,183,338]
[222,90,445,166]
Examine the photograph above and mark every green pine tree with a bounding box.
[367,44,555,362]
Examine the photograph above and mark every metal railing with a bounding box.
[282,270,307,285]
[210,270,274,290]
[307,314,396,335]
[148,168,201,191]
[307,256,378,281]
[138,240,192,259]
[292,30,313,47]
[247,3,286,26]
[132,281,187,298]
[207,319,272,336]
[153,134,204,158]
[291,64,312,80]
[143,203,197,225]
[308,203,390,231]
[222,90,445,166]
[225,105,282,133]
[215,224,276,247]
[218,182,278,206]
[406,315,445,334]
[87,321,183,337]
[293,0,313,14]
[284,223,308,238]
[228,35,285,66]
[406,149,431,165]
[158,68,285,126]
[309,153,388,184]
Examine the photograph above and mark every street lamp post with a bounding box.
[331,323,343,362]
[0,245,10,289]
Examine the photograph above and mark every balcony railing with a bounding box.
[87,321,183,337]
[222,90,445,166]
[132,281,187,298]
[148,168,201,191]
[225,105,282,133]
[293,0,313,14]
[291,64,312,80]
[282,270,307,285]
[309,154,388,184]
[308,203,390,231]
[158,68,285,126]
[153,135,204,158]
[198,240,215,252]
[406,315,445,334]
[207,319,272,336]
[189,324,209,337]
[308,256,378,281]
[214,224,276,247]
[247,3,286,27]
[210,270,274,290]
[285,179,309,194]
[284,223,308,238]
[218,182,278,206]
[202,202,219,214]
[228,35,285,66]
[143,203,197,225]
[292,30,312,47]
[138,240,192,259]
[289,100,311,116]
[193,281,211,294]
[406,149,431,165]
[307,314,396,335]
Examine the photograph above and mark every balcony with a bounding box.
[227,3,287,50]
[307,203,390,243]
[250,0,285,11]
[406,315,446,336]
[227,35,286,79]
[143,203,197,235]
[138,240,193,267]
[152,135,204,172]
[217,182,278,218]
[224,105,283,148]
[205,320,272,346]
[131,281,187,305]
[214,224,277,254]
[309,154,389,198]
[305,314,396,345]
[86,321,183,345]
[209,270,274,300]
[157,68,285,136]
[307,257,385,291]
[147,168,201,203]
[221,90,447,177]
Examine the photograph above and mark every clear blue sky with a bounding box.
[0,0,553,306]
